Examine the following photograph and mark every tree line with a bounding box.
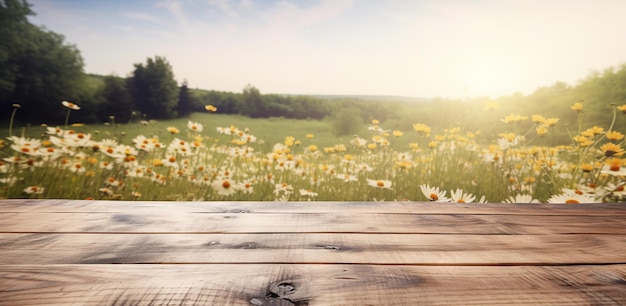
[0,0,380,130]
[0,0,183,124]
[2,0,626,141]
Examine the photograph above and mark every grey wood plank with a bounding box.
[1,199,625,216]
[1,264,625,305]
[1,211,625,234]
[0,233,624,265]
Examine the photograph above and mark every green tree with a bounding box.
[0,0,32,98]
[98,75,134,122]
[128,56,178,119]
[241,84,265,118]
[1,0,86,123]
[176,79,192,117]
[331,107,364,136]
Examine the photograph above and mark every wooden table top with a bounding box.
[1,200,625,305]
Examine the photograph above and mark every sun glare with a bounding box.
[463,57,512,98]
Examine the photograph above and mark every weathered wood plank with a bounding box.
[1,199,625,216]
[1,233,624,265]
[1,211,625,234]
[1,264,625,305]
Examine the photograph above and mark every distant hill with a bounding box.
[84,73,432,103]
[286,94,431,103]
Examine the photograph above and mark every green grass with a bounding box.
[3,102,624,203]
[2,113,414,152]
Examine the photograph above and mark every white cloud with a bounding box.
[157,0,190,29]
[26,0,626,97]
[207,0,239,17]
[122,11,161,23]
[238,0,254,10]
[261,0,353,29]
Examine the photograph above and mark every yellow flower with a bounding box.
[412,123,431,134]
[581,130,595,137]
[500,113,528,123]
[71,123,84,127]
[600,143,624,157]
[606,130,624,141]
[544,117,560,127]
[166,127,180,134]
[334,144,346,152]
[307,144,318,152]
[372,119,380,124]
[536,125,548,137]
[571,102,583,112]
[284,136,295,146]
[367,143,377,150]
[482,101,500,111]
[306,134,314,139]
[531,114,546,124]
[395,161,412,169]
[572,135,593,147]
[498,132,516,142]
[62,100,80,110]
[580,163,594,173]
[617,104,626,114]
[205,105,217,112]
[587,126,604,135]
[446,127,461,134]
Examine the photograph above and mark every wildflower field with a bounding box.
[2,101,626,204]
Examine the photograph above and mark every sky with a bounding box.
[26,0,626,99]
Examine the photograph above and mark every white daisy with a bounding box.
[449,188,476,203]
[420,184,450,202]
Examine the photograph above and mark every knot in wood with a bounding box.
[270,282,296,296]
[250,297,295,306]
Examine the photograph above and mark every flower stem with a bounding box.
[9,107,18,137]
[64,109,71,129]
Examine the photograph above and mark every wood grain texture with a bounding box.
[1,233,624,265]
[1,199,625,305]
[2,211,625,234]
[1,199,625,215]
[2,264,626,305]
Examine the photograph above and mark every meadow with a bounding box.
[2,101,626,203]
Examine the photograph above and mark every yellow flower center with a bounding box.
[429,193,438,201]
[565,199,580,204]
